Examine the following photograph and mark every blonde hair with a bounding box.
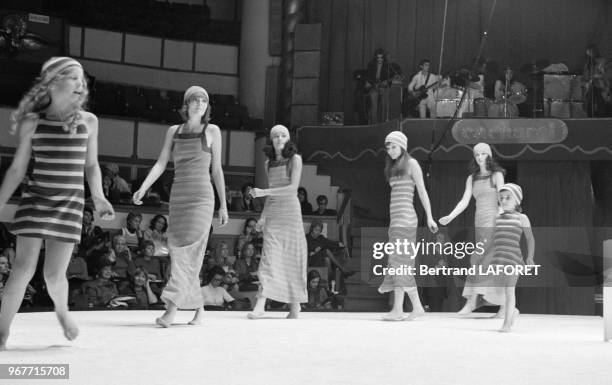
[10,67,89,135]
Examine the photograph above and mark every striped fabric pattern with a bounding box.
[161,129,213,309]
[379,176,418,294]
[258,159,308,303]
[464,175,504,304]
[491,213,525,266]
[11,119,88,243]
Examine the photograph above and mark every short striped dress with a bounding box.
[378,175,418,294]
[257,158,307,303]
[11,116,88,244]
[463,175,504,305]
[160,126,214,309]
[490,212,528,267]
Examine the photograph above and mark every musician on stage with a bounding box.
[365,49,402,124]
[582,44,610,117]
[407,59,440,118]
[488,66,526,118]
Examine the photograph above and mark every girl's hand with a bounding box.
[94,197,115,220]
[218,206,229,227]
[525,257,534,265]
[427,218,439,233]
[132,189,146,205]
[255,217,265,232]
[439,215,452,226]
[250,188,266,198]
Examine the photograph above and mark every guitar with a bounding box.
[409,80,440,101]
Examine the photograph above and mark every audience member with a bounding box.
[134,240,163,281]
[142,214,169,257]
[306,220,353,283]
[82,264,119,308]
[234,242,259,291]
[313,195,337,216]
[235,217,263,257]
[121,211,144,252]
[201,266,235,310]
[298,187,313,215]
[110,234,136,280]
[233,182,263,212]
[118,267,159,310]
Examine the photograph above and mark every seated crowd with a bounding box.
[0,182,348,312]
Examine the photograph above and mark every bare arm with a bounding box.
[492,171,505,191]
[208,124,228,226]
[0,117,36,207]
[522,215,535,264]
[82,113,114,218]
[254,155,303,197]
[440,175,473,225]
[133,125,178,204]
[409,158,438,233]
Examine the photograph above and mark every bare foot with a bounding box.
[405,308,425,321]
[247,312,266,320]
[286,312,299,319]
[499,308,519,332]
[382,311,406,321]
[155,309,176,328]
[56,312,79,341]
[509,308,519,327]
[457,301,476,316]
[188,309,204,325]
[499,325,511,333]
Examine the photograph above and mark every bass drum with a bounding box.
[508,82,527,104]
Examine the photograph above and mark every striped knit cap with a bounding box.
[183,86,209,104]
[270,124,290,139]
[473,142,492,157]
[385,131,408,151]
[499,183,523,205]
[41,57,82,82]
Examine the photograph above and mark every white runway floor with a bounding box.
[1,310,611,385]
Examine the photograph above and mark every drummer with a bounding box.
[489,66,526,117]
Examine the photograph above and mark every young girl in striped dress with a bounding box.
[133,86,228,327]
[491,183,535,332]
[0,57,115,350]
[379,131,438,321]
[248,125,308,319]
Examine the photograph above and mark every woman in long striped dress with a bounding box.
[378,131,438,321]
[248,125,307,319]
[133,86,228,327]
[491,183,534,332]
[439,143,505,315]
[0,57,114,350]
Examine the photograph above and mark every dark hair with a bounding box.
[383,149,411,182]
[240,182,254,195]
[308,220,324,235]
[468,155,506,184]
[297,187,309,202]
[149,214,168,232]
[262,140,298,162]
[240,242,256,258]
[243,217,257,235]
[133,267,149,281]
[419,59,431,67]
[141,240,155,252]
[127,212,142,223]
[316,195,328,204]
[307,269,321,282]
[374,48,386,59]
[207,266,226,283]
[84,206,94,216]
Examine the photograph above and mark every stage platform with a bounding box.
[1,311,611,385]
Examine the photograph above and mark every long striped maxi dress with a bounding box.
[378,175,419,294]
[11,117,88,243]
[257,158,307,303]
[464,175,504,305]
[160,127,214,309]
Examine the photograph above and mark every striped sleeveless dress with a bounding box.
[463,175,504,305]
[11,116,88,244]
[378,175,418,294]
[258,158,307,303]
[490,213,525,266]
[160,126,214,309]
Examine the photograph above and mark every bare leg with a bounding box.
[405,289,425,320]
[286,303,300,319]
[382,287,406,320]
[44,240,79,341]
[247,286,267,319]
[500,278,519,332]
[156,302,177,328]
[458,295,477,315]
[188,307,204,325]
[0,237,43,350]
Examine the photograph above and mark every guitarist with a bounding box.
[407,59,440,118]
[365,49,402,123]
